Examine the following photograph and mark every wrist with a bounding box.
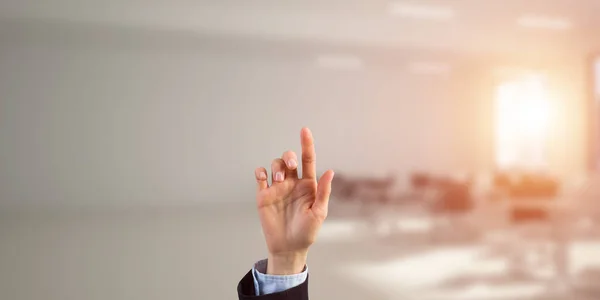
[267,251,308,275]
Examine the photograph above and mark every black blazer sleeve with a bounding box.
[237,270,309,300]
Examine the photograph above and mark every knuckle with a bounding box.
[302,156,315,164]
[283,150,296,157]
[271,159,285,171]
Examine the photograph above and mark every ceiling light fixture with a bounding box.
[316,54,363,70]
[517,15,572,30]
[408,62,451,75]
[388,2,455,21]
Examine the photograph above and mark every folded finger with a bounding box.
[255,167,269,191]
[282,150,298,179]
[271,158,286,183]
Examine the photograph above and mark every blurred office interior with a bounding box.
[2,1,600,299]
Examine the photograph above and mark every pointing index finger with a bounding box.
[301,127,316,179]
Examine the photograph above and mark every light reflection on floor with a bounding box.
[334,232,600,299]
[342,246,486,289]
[418,282,549,300]
[319,217,435,242]
[569,241,600,274]
[322,198,600,299]
[318,220,365,242]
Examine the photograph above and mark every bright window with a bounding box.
[495,75,550,171]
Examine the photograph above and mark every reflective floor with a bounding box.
[1,198,599,300]
[319,198,600,300]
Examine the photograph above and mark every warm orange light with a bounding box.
[495,75,551,171]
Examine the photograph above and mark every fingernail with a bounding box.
[287,159,297,168]
[258,172,267,180]
[275,172,284,182]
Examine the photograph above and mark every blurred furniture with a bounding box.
[430,178,474,213]
[410,172,430,190]
[331,173,396,204]
[414,174,475,214]
[493,172,560,222]
[490,172,568,284]
[331,174,356,202]
[411,174,477,242]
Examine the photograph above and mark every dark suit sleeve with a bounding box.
[237,270,309,300]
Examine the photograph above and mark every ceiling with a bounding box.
[1,0,600,60]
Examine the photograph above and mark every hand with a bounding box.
[254,128,334,275]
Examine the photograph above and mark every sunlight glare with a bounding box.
[495,75,551,170]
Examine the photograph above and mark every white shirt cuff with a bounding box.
[251,259,308,296]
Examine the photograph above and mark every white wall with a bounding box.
[0,25,478,207]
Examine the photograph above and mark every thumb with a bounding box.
[313,170,335,216]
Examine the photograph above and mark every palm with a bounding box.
[258,179,322,254]
[254,128,334,257]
